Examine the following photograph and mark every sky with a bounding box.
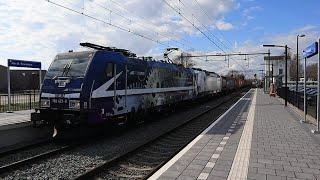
[0,0,319,78]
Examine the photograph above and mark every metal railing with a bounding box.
[277,87,317,119]
[0,92,39,112]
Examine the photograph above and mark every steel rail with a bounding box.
[0,145,72,174]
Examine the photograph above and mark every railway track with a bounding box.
[0,89,248,179]
[73,89,248,180]
[0,138,51,158]
[0,141,71,174]
[0,128,116,176]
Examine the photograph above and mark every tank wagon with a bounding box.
[31,43,247,135]
[193,68,221,96]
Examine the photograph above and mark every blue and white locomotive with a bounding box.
[31,43,242,136]
[32,43,196,131]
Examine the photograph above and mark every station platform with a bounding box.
[150,89,320,180]
[0,110,32,130]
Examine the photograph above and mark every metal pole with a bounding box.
[7,60,12,113]
[317,38,320,132]
[125,64,127,113]
[39,68,42,90]
[296,35,299,106]
[263,75,266,92]
[265,75,267,92]
[304,57,307,123]
[271,64,274,84]
[39,68,42,108]
[285,45,288,106]
[268,50,271,90]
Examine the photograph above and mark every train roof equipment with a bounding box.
[80,42,137,57]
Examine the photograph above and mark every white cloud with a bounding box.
[241,5,262,25]
[293,25,317,34]
[216,20,234,30]
[6,0,317,81]
[223,25,320,78]
[0,0,238,69]
[188,25,320,79]
[243,6,262,16]
[263,25,319,55]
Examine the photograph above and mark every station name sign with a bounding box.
[8,59,41,69]
[303,42,318,58]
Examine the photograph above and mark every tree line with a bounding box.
[290,54,318,81]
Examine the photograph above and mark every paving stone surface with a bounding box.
[247,89,320,180]
[154,89,320,180]
[156,90,253,180]
[0,109,32,126]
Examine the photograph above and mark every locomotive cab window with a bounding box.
[106,63,114,78]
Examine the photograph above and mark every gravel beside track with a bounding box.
[0,90,247,179]
[0,142,62,167]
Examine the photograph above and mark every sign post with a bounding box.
[7,64,11,113]
[318,38,320,133]
[304,56,307,123]
[7,59,42,113]
[302,41,319,132]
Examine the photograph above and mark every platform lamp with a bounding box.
[263,44,291,106]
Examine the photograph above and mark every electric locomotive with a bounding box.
[31,43,196,136]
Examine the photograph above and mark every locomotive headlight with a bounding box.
[69,100,80,109]
[40,99,50,108]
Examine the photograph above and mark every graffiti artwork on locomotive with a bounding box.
[31,43,246,137]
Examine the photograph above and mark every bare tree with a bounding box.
[306,63,318,81]
[289,54,303,81]
[227,70,245,79]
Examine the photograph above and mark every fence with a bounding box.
[277,87,317,119]
[0,92,39,112]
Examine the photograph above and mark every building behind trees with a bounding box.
[0,65,46,93]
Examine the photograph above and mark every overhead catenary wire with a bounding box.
[188,52,269,73]
[89,0,194,50]
[46,0,171,48]
[48,0,255,75]
[64,0,198,51]
[174,0,250,71]
[177,0,233,52]
[51,0,231,55]
[62,0,239,67]
[176,0,247,72]
[164,0,248,72]
[162,0,227,53]
[192,0,234,49]
[106,0,200,51]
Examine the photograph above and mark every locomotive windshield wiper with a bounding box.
[65,62,72,76]
[61,63,69,77]
[62,61,72,77]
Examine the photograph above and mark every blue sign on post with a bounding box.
[303,42,318,58]
[6,59,42,113]
[8,59,41,69]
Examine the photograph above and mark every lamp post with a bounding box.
[296,34,305,106]
[302,51,307,123]
[263,44,291,106]
[262,50,271,91]
[285,45,288,106]
[268,49,271,86]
